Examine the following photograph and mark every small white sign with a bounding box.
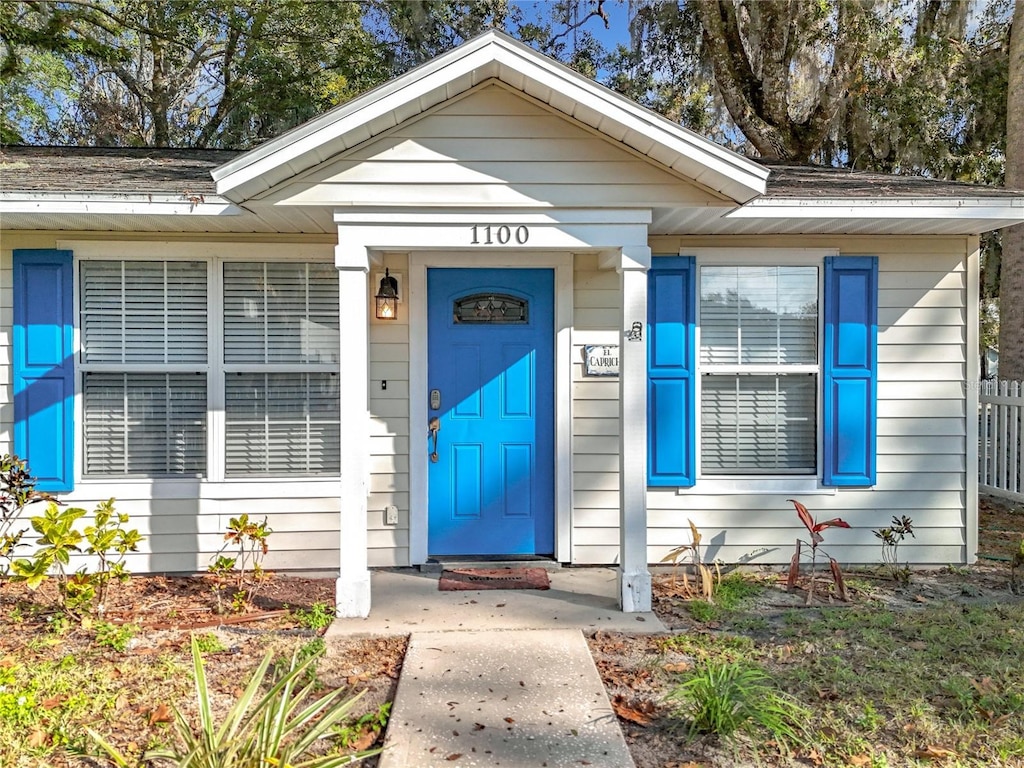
[584,345,619,377]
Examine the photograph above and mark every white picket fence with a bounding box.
[979,379,1023,503]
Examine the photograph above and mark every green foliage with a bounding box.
[11,503,85,591]
[688,599,718,623]
[295,601,336,632]
[9,498,143,615]
[333,702,392,750]
[192,632,226,654]
[93,621,136,653]
[88,634,378,767]
[208,514,273,613]
[874,515,916,583]
[667,661,809,747]
[0,454,54,576]
[713,573,764,611]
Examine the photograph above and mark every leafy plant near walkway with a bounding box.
[786,499,851,604]
[667,660,809,747]
[88,634,377,767]
[295,601,336,631]
[659,519,720,601]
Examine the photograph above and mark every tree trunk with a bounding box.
[998,0,1024,382]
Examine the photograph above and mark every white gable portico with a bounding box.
[211,31,767,617]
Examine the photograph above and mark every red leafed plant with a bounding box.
[786,499,851,604]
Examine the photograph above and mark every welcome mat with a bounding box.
[438,567,551,591]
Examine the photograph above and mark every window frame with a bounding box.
[688,248,837,494]
[68,242,341,485]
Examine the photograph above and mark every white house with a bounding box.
[2,31,1022,616]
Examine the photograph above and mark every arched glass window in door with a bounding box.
[453,293,528,324]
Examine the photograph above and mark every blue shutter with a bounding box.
[13,249,74,492]
[822,256,877,486]
[647,256,696,487]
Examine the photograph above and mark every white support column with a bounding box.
[618,245,651,612]
[334,242,372,617]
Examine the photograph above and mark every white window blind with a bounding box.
[701,374,817,473]
[700,266,817,365]
[223,262,341,476]
[225,373,340,475]
[81,261,207,364]
[223,262,339,364]
[83,373,206,476]
[699,266,819,475]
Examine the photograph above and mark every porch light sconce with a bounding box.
[375,268,399,320]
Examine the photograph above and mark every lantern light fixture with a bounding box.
[375,268,399,320]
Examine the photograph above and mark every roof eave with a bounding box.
[728,197,1024,221]
[0,191,242,217]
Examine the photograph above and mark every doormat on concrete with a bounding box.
[438,567,551,591]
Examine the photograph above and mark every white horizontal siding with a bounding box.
[570,254,622,558]
[269,84,723,209]
[17,489,341,574]
[367,255,411,568]
[570,239,972,568]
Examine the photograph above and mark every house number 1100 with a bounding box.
[470,224,529,245]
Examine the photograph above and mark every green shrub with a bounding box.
[93,621,136,653]
[295,601,336,631]
[667,661,808,747]
[10,498,142,615]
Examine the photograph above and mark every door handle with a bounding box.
[428,417,440,463]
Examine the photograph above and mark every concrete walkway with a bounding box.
[326,567,666,767]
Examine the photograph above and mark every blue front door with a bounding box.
[427,268,554,556]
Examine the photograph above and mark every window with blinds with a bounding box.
[83,373,207,475]
[223,263,341,476]
[699,266,818,474]
[81,261,207,364]
[79,258,341,480]
[80,261,208,477]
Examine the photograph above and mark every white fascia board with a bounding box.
[487,42,767,202]
[213,38,503,200]
[211,33,502,187]
[0,191,241,217]
[214,31,767,205]
[727,197,1024,221]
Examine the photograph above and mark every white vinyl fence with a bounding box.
[980,380,1023,503]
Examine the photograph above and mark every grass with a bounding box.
[667,660,809,746]
[685,572,767,623]
[669,597,1024,766]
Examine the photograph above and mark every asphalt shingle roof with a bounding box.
[1,145,1020,200]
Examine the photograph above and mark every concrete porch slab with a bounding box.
[325,567,665,635]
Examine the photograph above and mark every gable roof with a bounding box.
[210,30,769,205]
